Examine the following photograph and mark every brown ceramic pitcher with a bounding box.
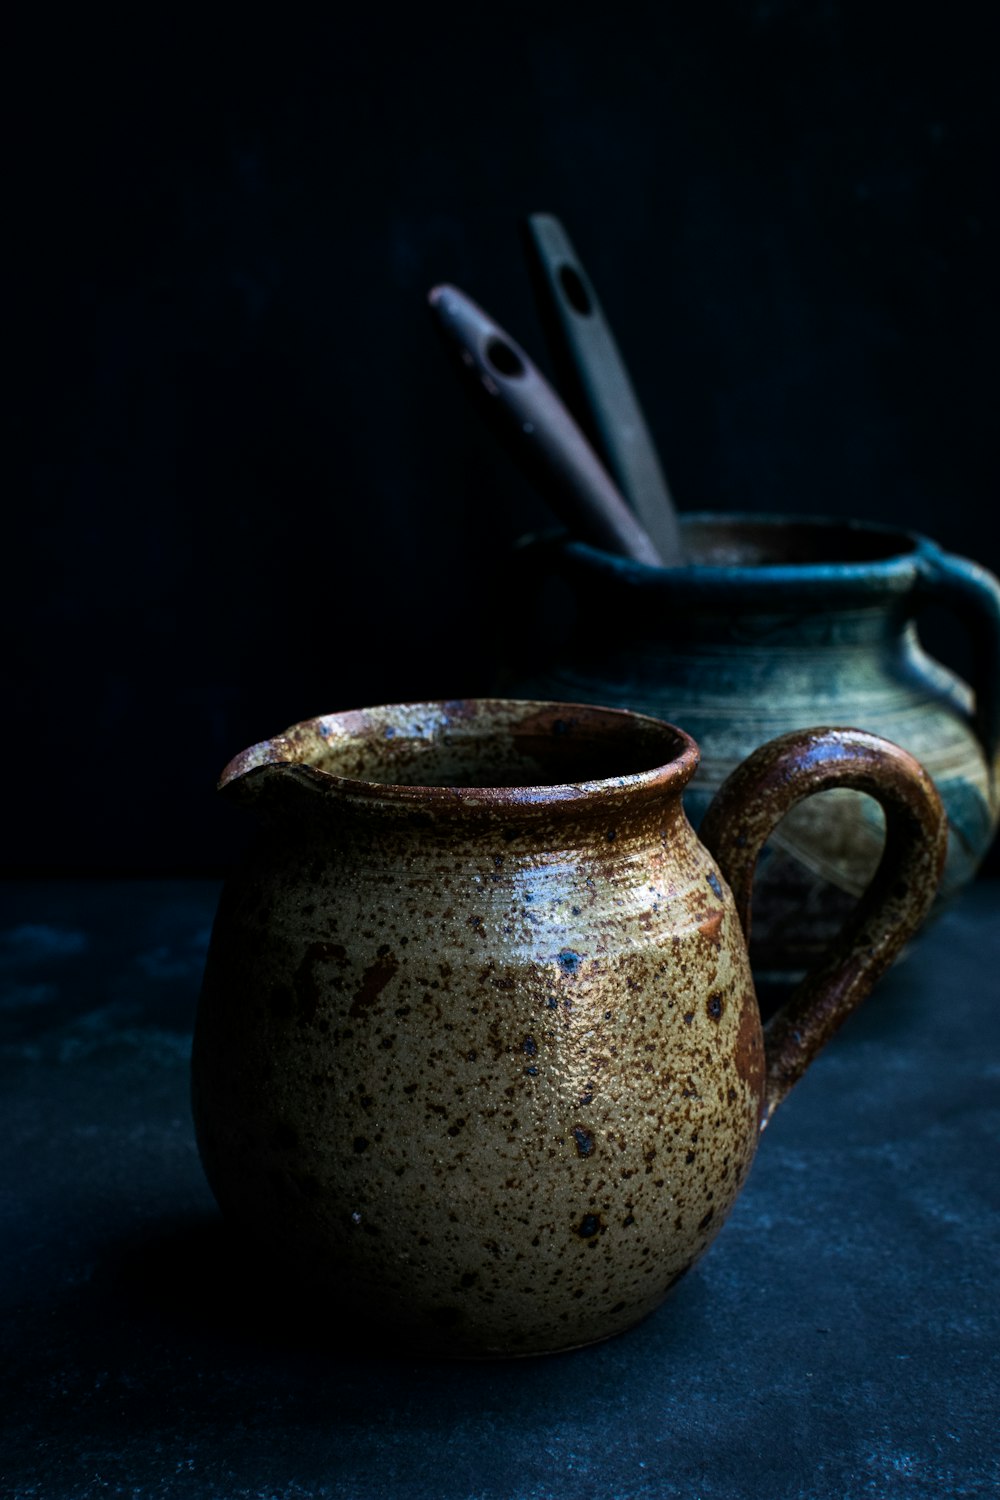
[192,700,946,1357]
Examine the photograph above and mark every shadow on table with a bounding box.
[100,1211,704,1373]
[106,1213,429,1362]
[7,1213,720,1495]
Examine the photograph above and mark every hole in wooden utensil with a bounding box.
[485,338,525,378]
[558,264,593,315]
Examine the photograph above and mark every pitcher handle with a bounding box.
[916,548,1000,767]
[699,727,947,1130]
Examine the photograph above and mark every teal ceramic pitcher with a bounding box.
[503,514,999,980]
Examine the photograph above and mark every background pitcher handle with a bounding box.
[916,547,1000,768]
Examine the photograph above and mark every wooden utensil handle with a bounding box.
[521,213,686,566]
[428,284,663,567]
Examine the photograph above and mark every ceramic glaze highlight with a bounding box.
[505,516,1000,977]
[192,700,946,1357]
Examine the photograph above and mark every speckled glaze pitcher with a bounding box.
[504,516,999,979]
[192,700,946,1358]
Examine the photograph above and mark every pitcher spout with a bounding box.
[217,721,340,814]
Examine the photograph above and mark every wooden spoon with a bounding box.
[428,283,662,567]
[522,213,685,565]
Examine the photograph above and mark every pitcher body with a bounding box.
[193,702,763,1356]
[192,699,946,1356]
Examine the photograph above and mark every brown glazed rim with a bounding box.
[218,699,701,813]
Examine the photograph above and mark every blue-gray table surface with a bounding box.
[1,878,998,1500]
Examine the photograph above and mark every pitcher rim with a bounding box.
[218,699,701,813]
[539,511,935,588]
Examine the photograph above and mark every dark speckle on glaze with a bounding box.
[557,949,583,975]
[348,953,400,1019]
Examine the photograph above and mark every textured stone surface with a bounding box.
[2,877,998,1498]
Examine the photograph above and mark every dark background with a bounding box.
[10,3,998,875]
